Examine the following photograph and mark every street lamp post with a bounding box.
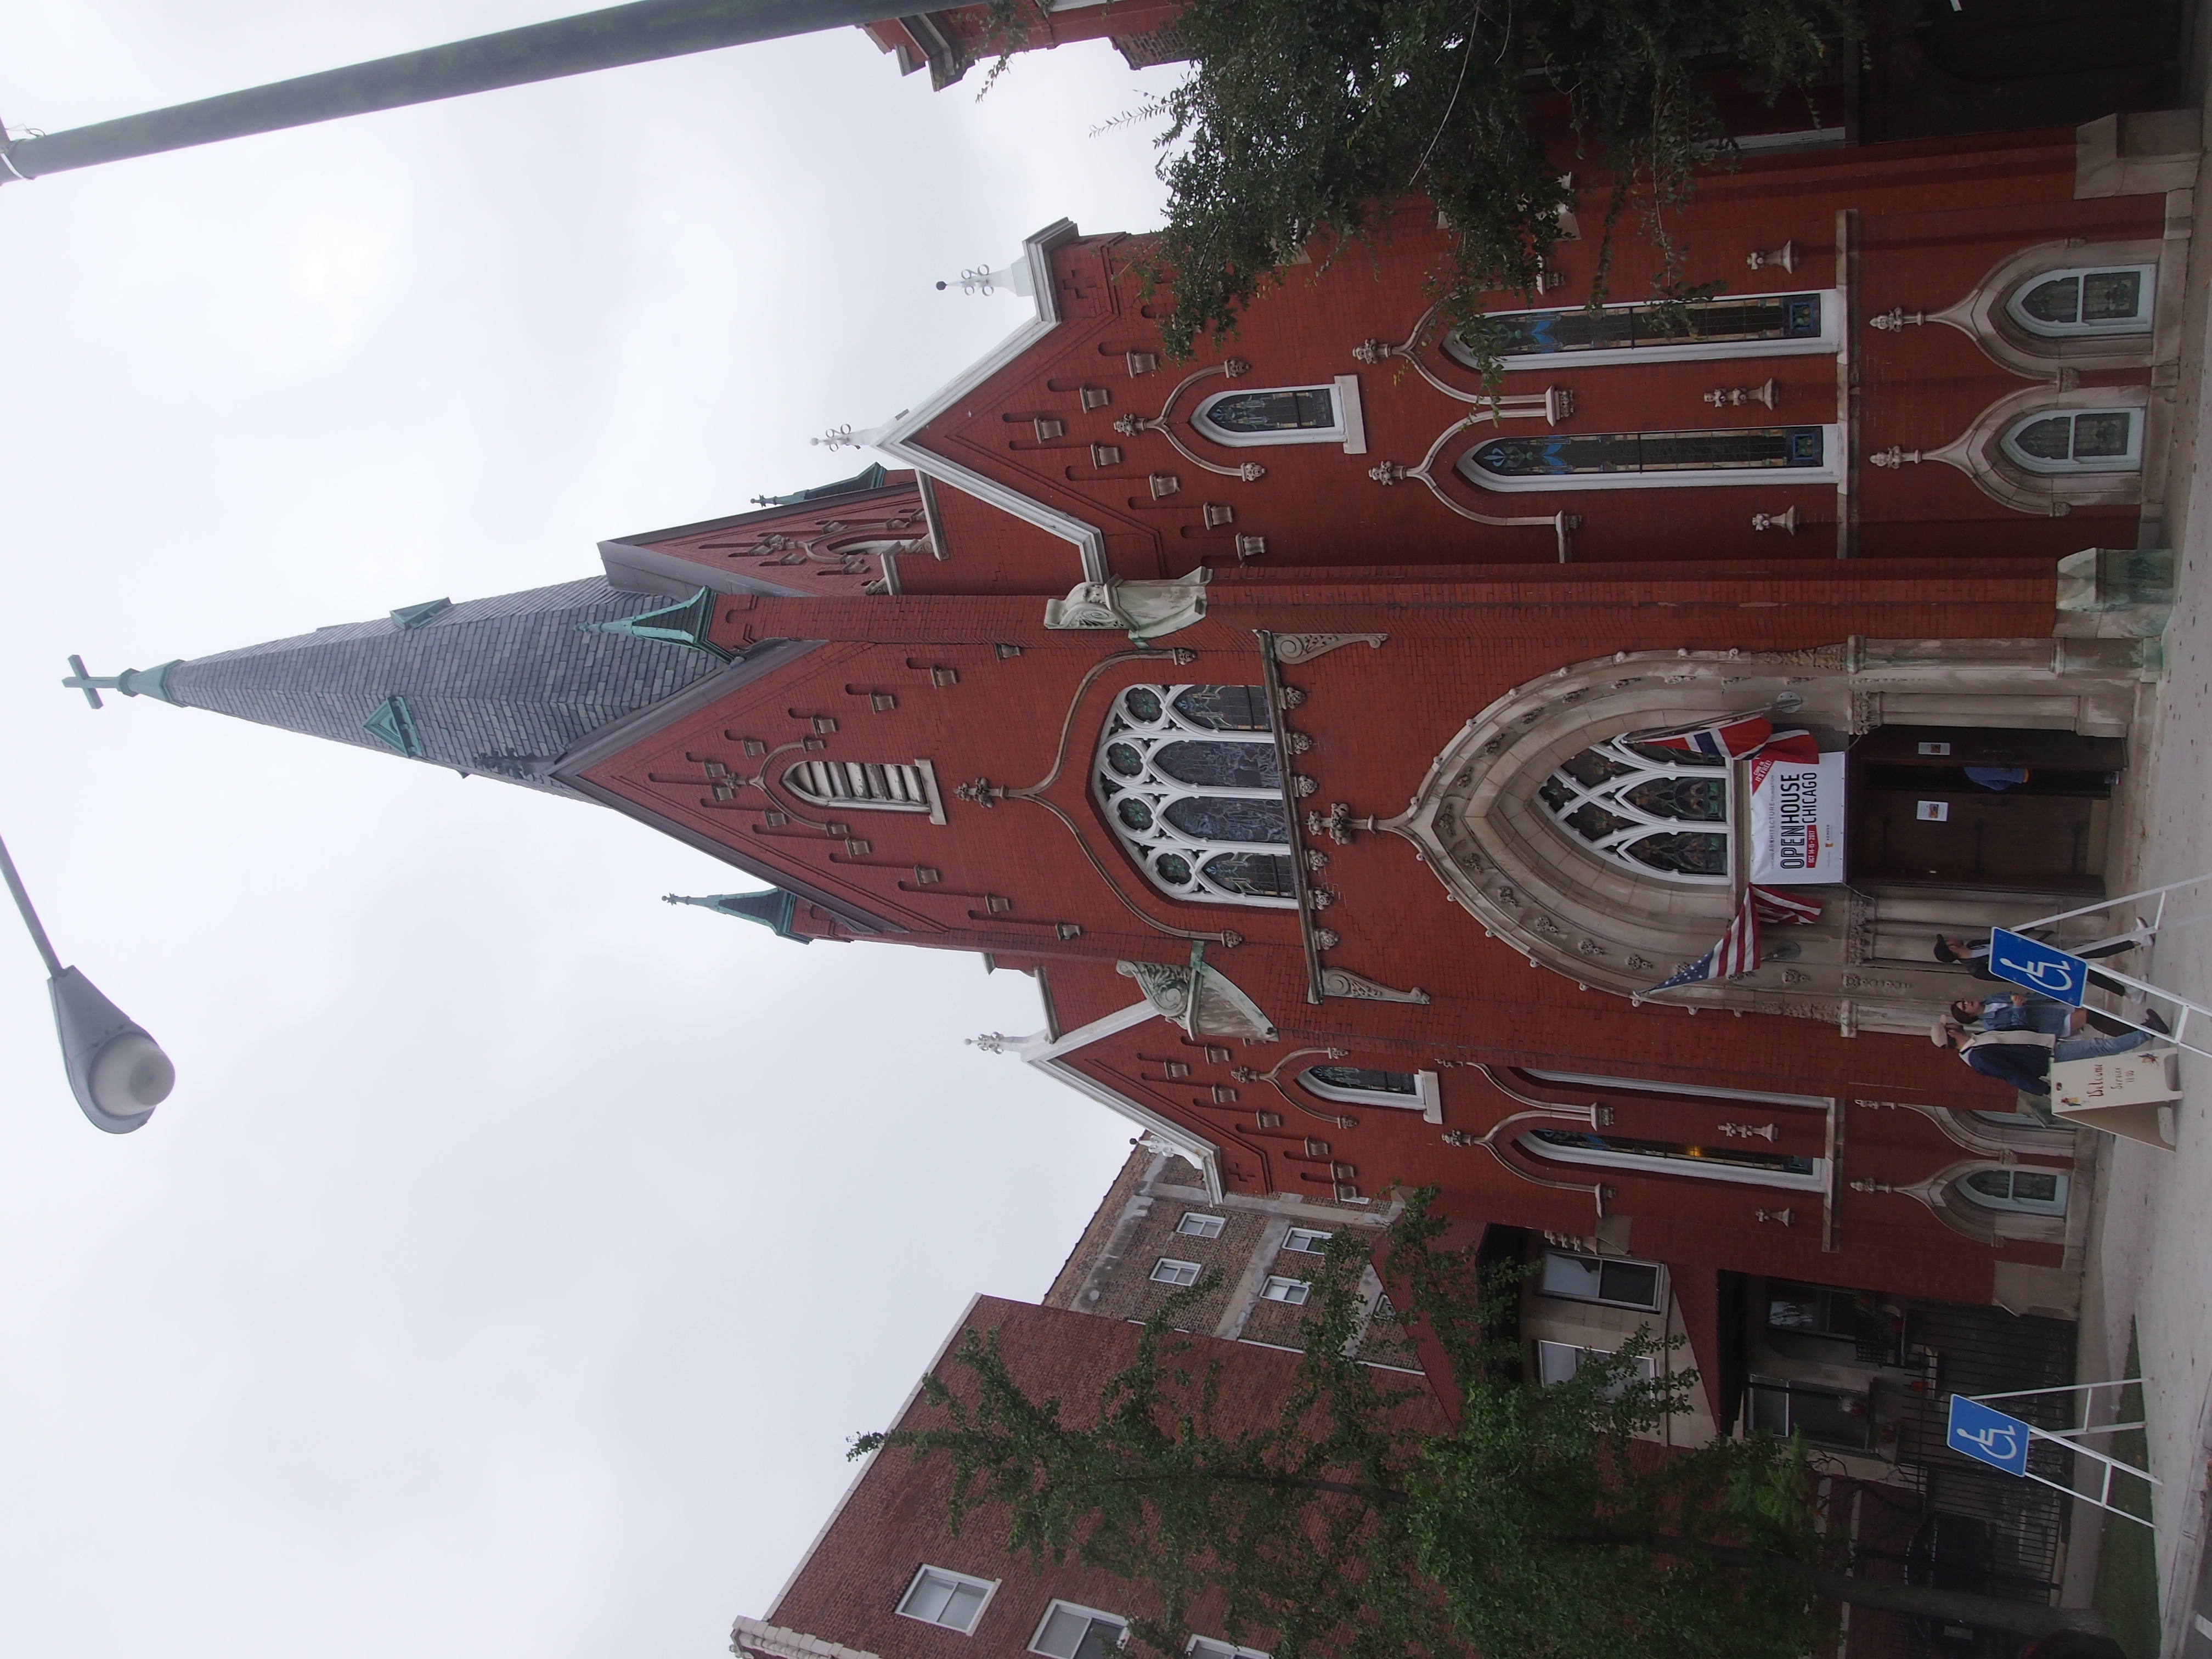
[0,0,907,184]
[0,832,173,1133]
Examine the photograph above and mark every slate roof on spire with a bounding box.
[163,577,727,797]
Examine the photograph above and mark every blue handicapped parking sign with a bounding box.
[1946,1395,2033,1476]
[1988,928,2090,1008]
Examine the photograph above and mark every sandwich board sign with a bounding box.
[1946,1395,2032,1476]
[1988,928,2090,1007]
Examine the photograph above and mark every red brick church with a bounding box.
[78,108,2190,1373]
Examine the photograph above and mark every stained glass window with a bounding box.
[1191,385,1343,447]
[1201,388,1335,433]
[1094,683,1296,909]
[1536,733,1734,884]
[1448,294,1822,365]
[2000,408,2141,475]
[2006,264,2154,337]
[1463,426,1825,482]
[1961,1168,2069,1215]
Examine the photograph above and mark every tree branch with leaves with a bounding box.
[857,1188,2110,1657]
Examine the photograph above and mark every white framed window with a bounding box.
[782,757,947,820]
[2005,265,2155,337]
[1032,1602,1128,1659]
[1999,408,2142,475]
[1283,1228,1334,1255]
[1536,1340,1659,1391]
[1535,733,1731,884]
[1521,1127,1825,1191]
[1189,1639,1271,1659]
[1094,684,1296,910]
[1451,290,1840,371]
[1959,1168,2069,1216]
[1261,1276,1311,1305]
[898,1566,998,1634]
[1299,1065,1443,1115]
[1459,424,1842,492]
[1152,1257,1203,1286]
[1191,377,1365,452]
[1538,1249,1666,1312]
[1176,1212,1226,1240]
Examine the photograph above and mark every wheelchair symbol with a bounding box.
[1994,952,2080,994]
[1956,1421,2021,1463]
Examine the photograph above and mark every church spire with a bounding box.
[71,576,732,795]
[664,890,809,943]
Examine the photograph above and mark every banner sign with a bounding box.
[1748,751,1844,885]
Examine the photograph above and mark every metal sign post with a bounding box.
[1994,876,2212,1061]
[1945,1384,2156,1526]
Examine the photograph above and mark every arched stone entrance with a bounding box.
[1385,628,2157,1036]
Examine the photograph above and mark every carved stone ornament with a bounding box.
[1319,967,1431,1005]
[1043,569,1212,644]
[1116,958,1280,1042]
[1270,633,1388,665]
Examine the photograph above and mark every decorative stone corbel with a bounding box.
[1043,569,1211,644]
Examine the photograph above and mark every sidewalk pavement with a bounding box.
[2075,71,2212,1659]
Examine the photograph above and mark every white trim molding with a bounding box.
[866,218,1111,584]
[731,1618,879,1659]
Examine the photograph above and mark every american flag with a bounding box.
[1634,715,1820,766]
[1640,887,1824,997]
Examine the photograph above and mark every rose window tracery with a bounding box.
[1094,684,1296,907]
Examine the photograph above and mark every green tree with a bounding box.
[857,1189,2109,1658]
[1072,0,1854,363]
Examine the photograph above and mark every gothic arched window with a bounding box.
[2005,266,2155,338]
[1535,736,1731,883]
[1521,1127,1822,1189]
[1299,1065,1440,1116]
[1192,384,1348,448]
[783,758,943,816]
[1958,1167,2069,1215]
[1447,292,1827,369]
[1093,684,1295,908]
[1458,426,1831,491]
[2000,408,2142,474]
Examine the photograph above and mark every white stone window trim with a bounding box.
[1152,1257,1203,1286]
[1536,736,1733,887]
[1176,1211,1226,1239]
[1188,1639,1271,1659]
[1462,423,1845,492]
[1524,1069,1832,1110]
[2004,263,2157,338]
[1189,376,1367,454]
[1520,1132,1829,1192]
[1093,685,1297,911]
[1455,287,1844,371]
[1261,1276,1311,1305]
[896,1565,1000,1635]
[782,757,948,823]
[1031,1602,1129,1659]
[1537,1248,1668,1312]
[1957,1167,2070,1216]
[1283,1227,1334,1255]
[1999,407,2143,475]
[1299,1065,1443,1113]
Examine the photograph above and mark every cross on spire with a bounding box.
[61,654,179,708]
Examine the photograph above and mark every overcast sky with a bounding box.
[0,6,1181,1655]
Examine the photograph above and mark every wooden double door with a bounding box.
[1847,726,2124,893]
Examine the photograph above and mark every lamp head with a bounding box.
[49,967,172,1132]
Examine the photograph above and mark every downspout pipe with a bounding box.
[1,0,906,183]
